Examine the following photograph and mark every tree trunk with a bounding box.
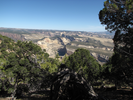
[11,79,18,100]
[115,80,120,90]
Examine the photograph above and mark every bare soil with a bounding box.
[95,87,133,100]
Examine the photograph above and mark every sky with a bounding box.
[0,0,106,32]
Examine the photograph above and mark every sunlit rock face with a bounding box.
[61,37,70,45]
[37,38,68,58]
[91,52,109,63]
[36,37,111,64]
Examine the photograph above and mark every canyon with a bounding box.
[0,28,114,64]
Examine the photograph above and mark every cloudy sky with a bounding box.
[0,0,106,32]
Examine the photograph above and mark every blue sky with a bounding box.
[0,0,106,32]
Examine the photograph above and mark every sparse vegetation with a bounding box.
[66,45,113,57]
[0,32,132,100]
[0,0,133,99]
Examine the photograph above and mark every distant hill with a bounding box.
[0,27,114,64]
[93,31,115,36]
[0,27,114,41]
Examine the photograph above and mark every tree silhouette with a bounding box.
[99,0,133,32]
[99,0,133,88]
[50,64,98,100]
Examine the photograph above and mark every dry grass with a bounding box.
[66,45,113,57]
[22,34,46,40]
[81,35,114,47]
[79,35,113,47]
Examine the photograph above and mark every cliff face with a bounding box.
[36,37,111,64]
[0,28,114,64]
[91,52,109,62]
[37,38,68,58]
[0,32,25,41]
[60,37,71,45]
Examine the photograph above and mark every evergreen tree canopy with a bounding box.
[99,0,133,87]
[99,0,133,58]
[99,0,133,32]
[65,48,101,82]
[0,35,58,97]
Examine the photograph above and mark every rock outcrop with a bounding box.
[0,32,25,41]
[37,38,68,58]
[36,37,111,63]
[61,37,70,45]
[91,52,109,62]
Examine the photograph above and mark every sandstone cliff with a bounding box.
[36,37,112,64]
[37,38,68,58]
[0,32,25,41]
[0,28,114,64]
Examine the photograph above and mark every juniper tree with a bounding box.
[0,37,49,97]
[99,0,133,88]
[65,48,101,83]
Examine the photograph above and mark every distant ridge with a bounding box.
[93,31,115,36]
[0,27,114,36]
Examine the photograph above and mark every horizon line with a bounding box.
[0,27,107,33]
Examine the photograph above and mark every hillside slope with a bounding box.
[0,27,114,64]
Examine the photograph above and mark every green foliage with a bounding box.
[0,35,59,96]
[111,52,133,85]
[41,61,57,74]
[101,51,133,88]
[61,53,68,64]
[0,58,6,69]
[99,0,133,88]
[100,57,113,81]
[65,48,101,82]
[99,0,133,32]
[55,53,60,60]
[55,53,61,65]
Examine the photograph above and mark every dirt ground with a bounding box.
[95,87,133,100]
[0,87,133,100]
